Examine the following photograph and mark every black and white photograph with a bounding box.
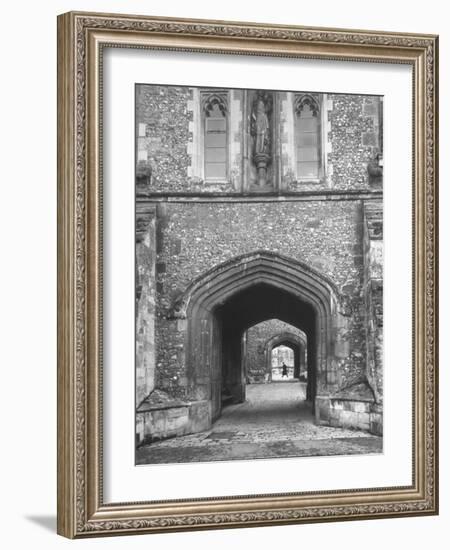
[134,84,384,465]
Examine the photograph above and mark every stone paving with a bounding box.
[136,381,382,465]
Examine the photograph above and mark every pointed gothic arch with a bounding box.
[263,330,307,384]
[294,93,320,117]
[169,250,349,424]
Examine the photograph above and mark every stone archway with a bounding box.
[170,250,349,426]
[263,331,307,383]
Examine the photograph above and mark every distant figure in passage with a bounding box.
[281,362,288,378]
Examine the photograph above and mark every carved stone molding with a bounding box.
[201,90,229,117]
[364,201,383,240]
[168,250,343,320]
[136,203,156,244]
[136,160,152,197]
[294,93,320,117]
[367,153,383,186]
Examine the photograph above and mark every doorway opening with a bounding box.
[272,345,295,380]
[177,251,338,425]
[215,283,317,421]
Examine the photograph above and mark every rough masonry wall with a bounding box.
[328,94,381,190]
[136,85,192,193]
[245,319,306,383]
[154,199,368,399]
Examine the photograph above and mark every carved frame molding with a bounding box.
[57,11,438,538]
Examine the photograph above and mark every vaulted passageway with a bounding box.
[216,282,317,418]
[243,319,308,385]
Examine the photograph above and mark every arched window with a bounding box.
[294,94,321,180]
[202,92,228,182]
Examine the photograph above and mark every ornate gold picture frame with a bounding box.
[57,11,438,538]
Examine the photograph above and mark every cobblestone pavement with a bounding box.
[136,381,382,465]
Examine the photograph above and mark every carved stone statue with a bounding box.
[251,91,272,187]
[252,96,270,155]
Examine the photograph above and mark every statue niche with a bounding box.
[250,91,273,189]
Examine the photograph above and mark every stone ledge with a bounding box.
[136,396,212,446]
[137,388,188,413]
[137,402,190,412]
[316,394,382,436]
[136,189,383,202]
[333,380,376,402]
[137,400,190,413]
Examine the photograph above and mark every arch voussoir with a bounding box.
[170,250,339,321]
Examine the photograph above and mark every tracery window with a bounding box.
[201,91,229,182]
[294,94,321,180]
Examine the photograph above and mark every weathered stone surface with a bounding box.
[137,389,188,411]
[153,200,368,402]
[136,85,193,193]
[244,320,307,383]
[328,94,382,190]
[363,202,383,404]
[135,207,156,406]
[317,396,381,435]
[136,391,211,445]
